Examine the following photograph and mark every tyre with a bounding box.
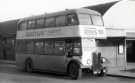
[25,59,33,72]
[97,67,107,77]
[68,62,82,80]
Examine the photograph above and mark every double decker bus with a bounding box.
[16,8,106,79]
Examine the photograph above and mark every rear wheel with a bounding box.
[25,59,33,72]
[68,62,82,80]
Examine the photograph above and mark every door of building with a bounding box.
[126,40,135,62]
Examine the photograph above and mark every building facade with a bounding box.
[0,20,18,61]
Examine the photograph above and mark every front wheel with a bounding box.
[68,62,82,80]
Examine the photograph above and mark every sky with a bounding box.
[0,0,119,22]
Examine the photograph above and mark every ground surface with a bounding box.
[0,63,135,83]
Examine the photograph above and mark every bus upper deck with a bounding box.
[19,8,101,22]
[17,8,106,39]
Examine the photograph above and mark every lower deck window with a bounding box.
[16,38,81,56]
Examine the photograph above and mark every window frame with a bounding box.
[54,41,65,55]
[118,44,124,55]
[44,40,55,55]
[24,40,34,54]
[66,13,79,26]
[36,18,45,29]
[77,13,93,25]
[56,15,66,27]
[27,20,36,29]
[18,21,27,30]
[45,17,56,27]
[34,40,45,55]
[90,14,104,26]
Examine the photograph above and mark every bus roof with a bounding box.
[19,8,101,22]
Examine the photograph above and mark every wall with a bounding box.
[0,20,17,61]
[0,38,15,61]
[97,37,126,69]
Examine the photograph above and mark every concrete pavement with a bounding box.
[108,63,135,78]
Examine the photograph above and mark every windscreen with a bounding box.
[78,14,103,26]
[78,14,92,25]
[91,15,103,26]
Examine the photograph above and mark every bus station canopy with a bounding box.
[0,20,18,38]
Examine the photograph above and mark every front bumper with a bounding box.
[80,64,92,69]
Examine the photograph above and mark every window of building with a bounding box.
[91,15,103,26]
[19,22,27,30]
[45,17,55,27]
[37,18,44,28]
[78,14,92,25]
[28,20,36,29]
[56,15,66,26]
[67,14,78,25]
[118,44,124,54]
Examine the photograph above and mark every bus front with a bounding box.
[77,9,106,75]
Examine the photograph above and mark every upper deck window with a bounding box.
[37,18,44,28]
[45,17,55,27]
[19,22,27,30]
[78,14,92,25]
[67,14,78,25]
[28,20,36,29]
[56,15,66,26]
[91,15,103,26]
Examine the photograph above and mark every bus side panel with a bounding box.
[49,55,67,73]
[16,53,25,70]
[16,53,34,70]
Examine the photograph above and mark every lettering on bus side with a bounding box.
[47,29,61,34]
[25,31,44,37]
[84,29,97,36]
[25,28,62,38]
